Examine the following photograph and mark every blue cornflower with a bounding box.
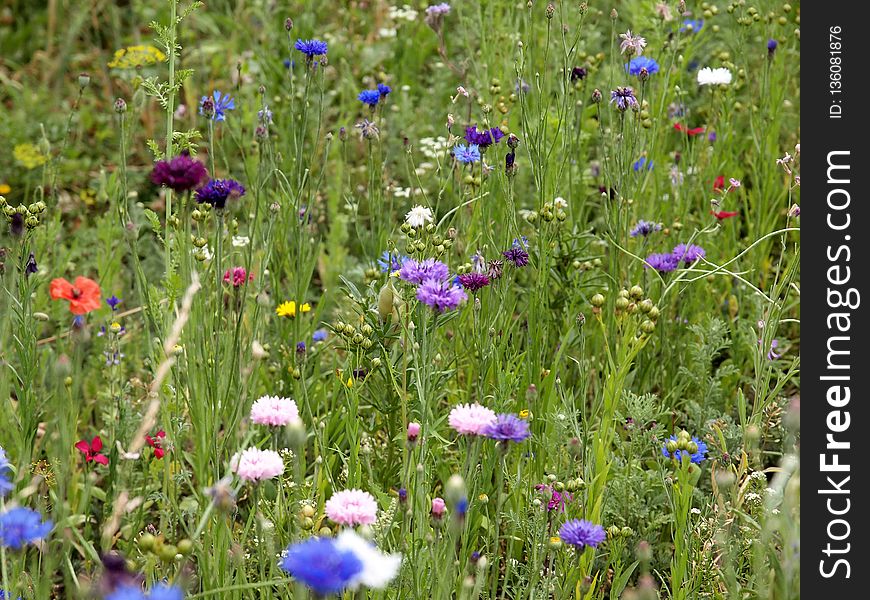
[559,519,606,549]
[672,243,706,264]
[377,83,392,97]
[0,507,53,549]
[294,39,328,58]
[199,91,235,122]
[279,537,363,596]
[313,329,328,343]
[0,447,12,497]
[455,496,468,517]
[105,587,145,600]
[0,590,22,600]
[661,434,708,464]
[630,220,661,238]
[194,179,246,210]
[283,58,296,69]
[358,89,381,107]
[453,144,481,164]
[633,157,653,172]
[767,38,778,56]
[149,585,184,600]
[680,19,704,32]
[626,56,660,77]
[377,250,407,273]
[106,295,122,311]
[610,87,638,111]
[482,414,531,443]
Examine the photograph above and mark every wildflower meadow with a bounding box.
[0,1,800,598]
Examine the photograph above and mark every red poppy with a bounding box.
[673,123,705,136]
[711,210,739,220]
[713,175,726,192]
[76,436,109,465]
[145,430,166,459]
[50,276,102,315]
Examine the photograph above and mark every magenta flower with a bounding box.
[223,267,252,288]
[151,152,208,192]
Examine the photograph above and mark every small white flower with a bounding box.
[553,197,568,210]
[232,235,250,247]
[456,86,469,97]
[335,530,402,590]
[697,67,732,86]
[405,205,434,228]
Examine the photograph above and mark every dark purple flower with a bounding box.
[25,252,38,276]
[195,179,246,209]
[672,243,705,264]
[559,519,606,549]
[106,295,122,311]
[457,272,490,292]
[610,87,639,111]
[9,213,24,237]
[535,484,573,512]
[151,152,208,192]
[464,125,504,149]
[416,278,467,312]
[399,258,449,285]
[645,252,679,273]
[570,67,588,81]
[502,241,530,268]
[482,413,531,443]
[767,38,778,56]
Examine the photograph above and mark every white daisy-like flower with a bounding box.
[335,530,402,590]
[553,197,568,210]
[697,67,732,86]
[405,205,433,228]
[232,235,250,247]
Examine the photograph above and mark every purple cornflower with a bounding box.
[313,329,328,343]
[630,220,661,237]
[464,125,504,149]
[106,295,122,311]
[457,272,490,292]
[199,90,235,122]
[151,152,208,192]
[0,507,53,549]
[358,89,381,107]
[426,3,451,17]
[294,39,328,59]
[377,251,407,273]
[672,243,706,264]
[195,179,246,209]
[416,279,467,312]
[535,484,573,513]
[454,144,481,164]
[482,413,531,443]
[645,252,679,273]
[767,39,778,56]
[399,258,450,285]
[559,519,606,550]
[25,252,38,276]
[761,338,782,360]
[502,240,530,267]
[570,67,588,81]
[610,87,638,111]
[377,83,392,97]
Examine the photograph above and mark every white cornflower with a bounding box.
[335,530,402,590]
[405,205,433,228]
[232,235,250,247]
[697,67,732,86]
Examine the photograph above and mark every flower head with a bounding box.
[195,179,246,209]
[619,30,647,56]
[405,205,434,228]
[231,448,284,482]
[76,436,109,465]
[502,241,530,267]
[251,396,301,427]
[151,152,208,192]
[399,258,449,285]
[644,253,679,273]
[145,430,166,459]
[453,144,481,164]
[223,267,252,288]
[0,507,53,549]
[334,530,402,590]
[279,537,363,595]
[697,67,732,86]
[482,413,531,443]
[626,56,660,77]
[680,19,704,33]
[673,123,705,136]
[559,519,606,550]
[50,276,101,315]
[431,497,446,518]
[416,278,467,312]
[325,489,379,527]
[630,220,661,237]
[633,157,653,172]
[464,125,504,149]
[294,39,328,59]
[0,447,12,497]
[457,272,490,292]
[661,434,708,464]
[535,484,573,513]
[199,90,235,121]
[672,243,706,264]
[377,251,407,273]
[377,83,392,98]
[358,89,381,107]
[407,422,421,442]
[276,300,311,318]
[448,403,497,435]
[610,87,639,111]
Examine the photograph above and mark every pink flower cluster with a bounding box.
[325,489,379,527]
[250,395,300,427]
[448,403,497,435]
[223,266,253,288]
[231,447,284,482]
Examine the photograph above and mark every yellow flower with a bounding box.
[0,184,10,195]
[276,301,297,317]
[107,45,166,69]
[13,144,49,170]
[299,302,312,313]
[519,409,530,419]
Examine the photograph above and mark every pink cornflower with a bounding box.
[407,422,421,442]
[250,395,301,427]
[325,489,379,527]
[448,403,497,435]
[619,30,647,56]
[223,266,253,288]
[231,447,284,482]
[431,497,446,518]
